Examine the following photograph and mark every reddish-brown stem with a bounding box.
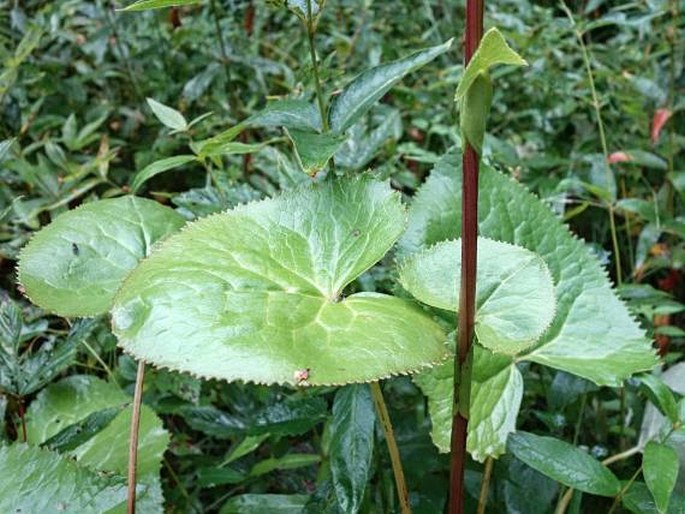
[449,1,484,513]
[127,360,146,514]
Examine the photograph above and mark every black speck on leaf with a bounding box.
[71,243,79,256]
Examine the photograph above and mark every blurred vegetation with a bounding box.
[0,0,683,512]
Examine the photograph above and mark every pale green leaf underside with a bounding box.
[0,444,128,513]
[399,151,656,386]
[122,0,200,11]
[454,28,527,101]
[329,39,453,134]
[414,346,522,460]
[146,97,188,131]
[400,237,555,355]
[112,177,448,385]
[18,197,186,317]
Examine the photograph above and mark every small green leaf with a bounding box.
[643,441,679,513]
[146,97,188,130]
[639,374,680,423]
[400,237,556,355]
[285,0,324,24]
[623,482,685,514]
[195,99,322,155]
[177,406,247,438]
[454,28,527,101]
[220,494,310,514]
[249,454,320,477]
[508,432,621,496]
[0,444,127,512]
[197,141,268,159]
[458,71,493,154]
[130,155,198,194]
[250,397,328,436]
[330,385,374,514]
[18,197,186,317]
[112,176,448,385]
[285,128,346,175]
[197,466,246,488]
[122,0,200,11]
[329,39,453,134]
[42,405,125,452]
[414,345,523,460]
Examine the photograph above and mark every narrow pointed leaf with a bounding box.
[112,177,448,385]
[122,0,200,11]
[508,432,621,496]
[639,374,680,423]
[130,155,198,193]
[330,385,375,513]
[643,441,679,513]
[414,346,523,460]
[220,494,310,514]
[329,39,453,134]
[146,98,188,131]
[400,237,555,354]
[18,197,186,317]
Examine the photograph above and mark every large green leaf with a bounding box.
[26,375,169,480]
[644,441,679,514]
[399,151,656,385]
[329,39,453,134]
[414,346,523,461]
[330,385,375,513]
[0,444,127,513]
[18,197,186,317]
[399,237,555,355]
[25,375,169,513]
[508,432,621,496]
[112,176,448,385]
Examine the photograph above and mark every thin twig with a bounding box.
[477,457,494,514]
[370,381,411,514]
[127,360,146,514]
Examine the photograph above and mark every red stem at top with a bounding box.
[449,1,484,513]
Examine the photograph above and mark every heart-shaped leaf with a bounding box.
[18,197,186,317]
[414,345,523,460]
[399,151,656,385]
[112,176,448,385]
[399,237,555,355]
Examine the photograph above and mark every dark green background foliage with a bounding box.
[0,0,683,512]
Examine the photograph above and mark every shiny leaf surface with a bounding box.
[18,197,186,316]
[112,177,448,385]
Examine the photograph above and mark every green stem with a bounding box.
[554,488,574,514]
[370,382,411,514]
[561,1,622,285]
[306,0,329,133]
[209,0,233,98]
[477,457,494,514]
[607,466,642,514]
[602,445,641,467]
[127,361,146,514]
